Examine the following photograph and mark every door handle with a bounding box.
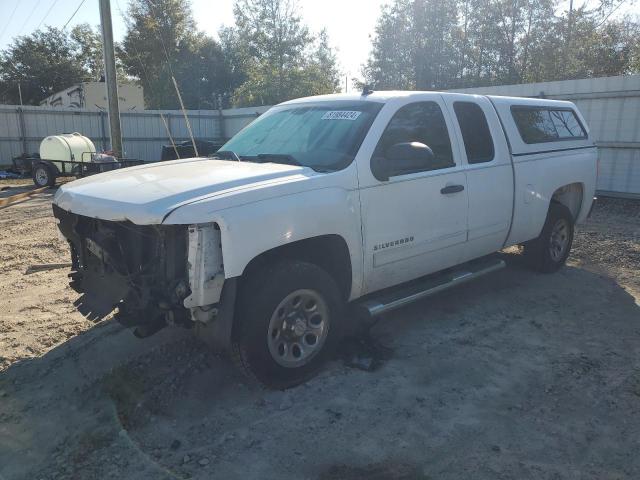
[440,184,465,194]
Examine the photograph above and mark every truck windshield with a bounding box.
[219,101,384,172]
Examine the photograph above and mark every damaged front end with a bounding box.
[53,204,225,338]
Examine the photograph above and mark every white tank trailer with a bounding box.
[39,133,97,172]
[25,133,140,188]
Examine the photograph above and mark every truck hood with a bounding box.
[53,158,311,224]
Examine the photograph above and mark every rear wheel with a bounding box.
[523,202,574,273]
[231,260,344,389]
[32,163,56,187]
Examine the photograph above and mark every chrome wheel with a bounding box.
[549,218,570,261]
[267,289,330,368]
[34,167,49,187]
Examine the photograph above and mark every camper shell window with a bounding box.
[511,106,587,144]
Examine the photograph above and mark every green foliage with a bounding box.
[69,24,105,81]
[120,0,340,109]
[70,24,130,83]
[365,0,640,89]
[0,23,131,105]
[0,27,87,105]
[229,0,340,106]
[120,0,236,109]
[3,0,635,109]
[0,0,339,108]
[363,1,415,90]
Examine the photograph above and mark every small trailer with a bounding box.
[13,154,145,187]
[12,132,144,187]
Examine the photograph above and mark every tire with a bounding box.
[523,202,574,273]
[231,260,344,389]
[32,163,56,188]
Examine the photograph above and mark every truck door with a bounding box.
[441,95,514,262]
[357,96,469,294]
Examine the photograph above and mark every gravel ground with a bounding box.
[0,191,639,480]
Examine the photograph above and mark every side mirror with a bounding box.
[372,142,435,181]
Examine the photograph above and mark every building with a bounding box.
[39,82,144,111]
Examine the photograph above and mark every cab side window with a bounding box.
[453,101,495,164]
[373,102,455,173]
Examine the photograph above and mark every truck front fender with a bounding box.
[163,187,365,301]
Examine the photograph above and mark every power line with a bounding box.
[36,0,60,30]
[62,0,87,31]
[18,0,43,34]
[0,2,20,43]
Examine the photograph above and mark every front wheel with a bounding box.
[523,202,575,273]
[231,260,344,389]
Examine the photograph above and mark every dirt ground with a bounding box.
[0,184,639,480]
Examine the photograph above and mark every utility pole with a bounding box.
[99,0,123,158]
[564,0,574,77]
[17,83,23,106]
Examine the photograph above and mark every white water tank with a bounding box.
[39,133,96,170]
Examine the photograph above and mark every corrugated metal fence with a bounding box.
[2,74,639,197]
[0,104,269,164]
[452,74,640,198]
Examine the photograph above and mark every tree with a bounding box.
[70,23,130,83]
[413,0,459,88]
[364,0,460,90]
[70,24,104,81]
[365,0,467,90]
[562,8,640,79]
[121,0,238,109]
[0,27,86,105]
[362,0,415,90]
[303,29,340,95]
[364,0,640,90]
[229,0,340,106]
[218,27,250,106]
[121,0,195,109]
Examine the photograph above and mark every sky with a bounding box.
[0,0,636,89]
[0,0,389,89]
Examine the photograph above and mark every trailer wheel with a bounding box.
[32,163,56,188]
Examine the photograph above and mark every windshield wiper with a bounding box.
[212,151,324,171]
[210,150,241,161]
[256,153,302,167]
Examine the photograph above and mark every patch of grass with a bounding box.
[102,367,148,428]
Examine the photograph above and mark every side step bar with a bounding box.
[357,256,506,317]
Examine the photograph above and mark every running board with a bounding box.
[357,257,506,317]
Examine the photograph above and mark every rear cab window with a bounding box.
[453,102,495,164]
[511,106,587,144]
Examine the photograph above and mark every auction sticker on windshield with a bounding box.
[321,111,362,121]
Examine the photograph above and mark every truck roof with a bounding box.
[280,90,591,157]
[281,91,576,110]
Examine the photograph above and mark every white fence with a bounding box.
[0,104,269,164]
[452,74,640,198]
[2,74,639,197]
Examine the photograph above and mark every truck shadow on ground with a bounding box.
[2,252,640,479]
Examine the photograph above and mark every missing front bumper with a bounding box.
[53,204,191,334]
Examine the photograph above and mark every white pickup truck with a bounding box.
[53,91,597,388]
